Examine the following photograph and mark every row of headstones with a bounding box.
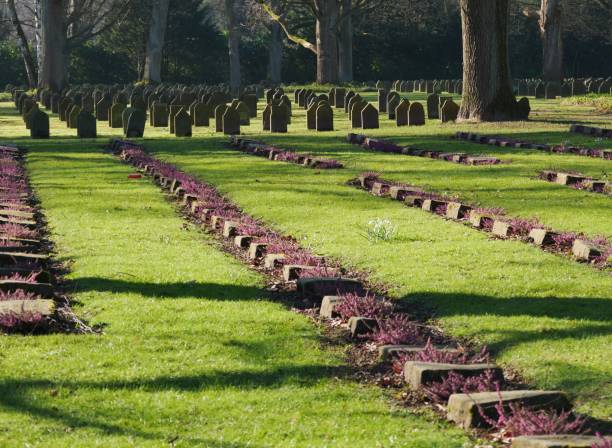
[375,79,463,95]
[515,77,612,98]
[378,89,460,124]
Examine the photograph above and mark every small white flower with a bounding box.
[366,218,397,242]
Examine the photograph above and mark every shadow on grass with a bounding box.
[0,363,348,444]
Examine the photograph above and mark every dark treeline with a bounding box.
[0,0,610,89]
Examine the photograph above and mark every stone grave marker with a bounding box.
[193,103,210,127]
[241,94,258,117]
[344,91,356,113]
[351,99,367,128]
[95,97,110,121]
[361,104,379,129]
[174,108,192,137]
[427,93,440,119]
[169,105,183,134]
[126,109,146,138]
[151,102,169,127]
[29,109,50,139]
[235,101,250,125]
[316,103,333,131]
[68,105,82,129]
[222,107,240,135]
[440,99,460,122]
[109,103,127,128]
[270,104,288,132]
[334,88,346,108]
[76,110,97,138]
[306,101,319,130]
[395,99,410,126]
[50,93,61,114]
[214,104,229,132]
[534,82,545,99]
[262,104,272,131]
[408,102,425,126]
[386,92,400,119]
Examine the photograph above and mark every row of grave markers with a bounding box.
[110,139,610,448]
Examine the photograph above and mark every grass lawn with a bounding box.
[0,125,470,446]
[0,90,610,443]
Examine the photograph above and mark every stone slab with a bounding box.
[403,361,501,389]
[319,295,343,318]
[511,435,612,448]
[0,299,55,317]
[297,278,365,301]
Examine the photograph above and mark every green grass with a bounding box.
[0,136,471,447]
[0,90,610,444]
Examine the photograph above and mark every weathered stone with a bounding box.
[556,172,585,186]
[296,278,365,301]
[371,181,391,196]
[445,202,472,220]
[361,104,379,129]
[233,235,252,248]
[0,299,55,318]
[222,221,239,238]
[378,89,388,113]
[348,316,378,338]
[492,220,511,237]
[511,435,612,448]
[151,102,169,127]
[214,104,229,132]
[264,253,285,269]
[270,105,288,133]
[447,390,571,429]
[378,345,458,362]
[407,102,425,126]
[426,93,439,119]
[386,92,400,119]
[316,103,333,131]
[440,100,460,122]
[469,211,494,228]
[350,99,367,128]
[422,199,447,213]
[76,111,97,138]
[0,280,54,297]
[389,185,423,201]
[193,103,210,127]
[572,239,604,261]
[403,361,502,389]
[67,105,81,129]
[395,99,410,126]
[319,295,343,318]
[125,109,146,138]
[0,252,48,265]
[95,97,110,121]
[29,109,50,139]
[222,107,240,135]
[174,108,192,137]
[248,242,267,260]
[109,103,127,128]
[234,101,251,125]
[528,228,557,246]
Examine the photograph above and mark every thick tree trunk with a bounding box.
[8,0,38,88]
[35,0,43,74]
[337,0,353,83]
[267,0,283,84]
[316,0,339,84]
[39,0,68,92]
[458,0,519,122]
[539,0,563,83]
[143,0,170,84]
[225,0,241,95]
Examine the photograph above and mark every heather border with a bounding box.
[228,136,344,169]
[538,170,611,196]
[349,172,611,269]
[0,145,92,334]
[347,133,503,165]
[107,138,610,445]
[454,132,612,160]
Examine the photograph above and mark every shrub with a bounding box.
[392,339,490,373]
[335,293,394,322]
[592,433,612,448]
[422,369,502,404]
[367,314,426,345]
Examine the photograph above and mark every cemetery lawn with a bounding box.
[0,91,610,433]
[0,134,470,447]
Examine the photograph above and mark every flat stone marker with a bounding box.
[0,299,55,317]
[264,253,285,269]
[233,235,252,248]
[248,242,267,260]
[528,228,557,246]
[572,239,604,261]
[492,220,511,237]
[348,316,378,338]
[0,251,48,265]
[446,202,471,220]
[297,278,365,301]
[319,295,343,318]
[447,390,571,429]
[378,345,458,362]
[0,280,54,297]
[403,361,502,389]
[511,435,612,448]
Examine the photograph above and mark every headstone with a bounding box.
[426,93,440,119]
[306,101,319,130]
[81,95,94,113]
[121,107,135,134]
[193,103,210,127]
[241,94,258,117]
[262,104,272,131]
[152,102,169,127]
[95,97,110,121]
[234,101,250,125]
[334,88,346,108]
[315,103,333,131]
[440,99,460,122]
[386,92,400,119]
[222,107,240,135]
[214,104,229,132]
[351,100,367,128]
[408,102,425,126]
[270,104,288,133]
[174,108,192,137]
[29,109,49,139]
[50,93,61,114]
[126,109,146,138]
[378,89,388,113]
[68,105,82,129]
[438,96,452,117]
[59,98,72,122]
[534,82,545,99]
[361,104,379,129]
[76,110,97,138]
[395,99,410,126]
[109,103,126,128]
[169,105,183,134]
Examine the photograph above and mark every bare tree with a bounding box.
[7,0,38,87]
[143,0,170,83]
[459,0,521,121]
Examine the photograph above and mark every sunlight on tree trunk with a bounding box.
[8,0,38,88]
[338,0,353,83]
[267,0,282,84]
[459,0,521,122]
[316,0,339,84]
[540,0,563,82]
[225,0,241,95]
[143,0,170,84]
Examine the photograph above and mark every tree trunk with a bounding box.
[338,0,353,83]
[225,0,241,96]
[143,0,170,84]
[539,0,563,82]
[267,0,282,84]
[7,0,38,88]
[35,0,43,74]
[39,0,68,92]
[458,0,519,122]
[315,0,338,84]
